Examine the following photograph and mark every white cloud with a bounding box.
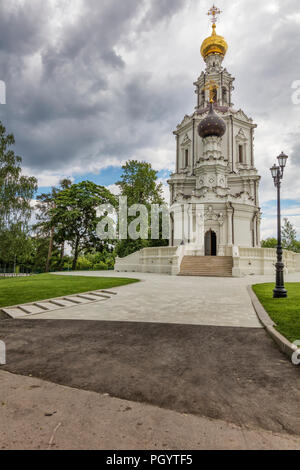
[1,0,300,238]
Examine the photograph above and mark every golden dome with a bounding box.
[200,23,228,59]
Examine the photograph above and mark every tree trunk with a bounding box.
[45,227,54,273]
[72,237,80,271]
[59,241,65,270]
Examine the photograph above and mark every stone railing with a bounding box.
[115,247,179,275]
[296,253,300,272]
[115,245,300,277]
[232,246,298,277]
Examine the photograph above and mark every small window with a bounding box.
[212,87,217,103]
[201,90,205,106]
[238,145,243,163]
[222,87,227,104]
[185,149,189,167]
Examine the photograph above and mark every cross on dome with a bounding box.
[201,5,228,59]
[207,5,222,25]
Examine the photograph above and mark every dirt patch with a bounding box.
[1,319,300,436]
[0,311,10,320]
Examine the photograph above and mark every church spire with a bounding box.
[200,5,228,60]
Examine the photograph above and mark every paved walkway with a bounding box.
[1,370,299,450]
[18,271,300,327]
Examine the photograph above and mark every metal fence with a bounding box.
[0,265,32,278]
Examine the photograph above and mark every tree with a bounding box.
[116,160,164,206]
[282,218,297,251]
[0,223,33,266]
[116,160,168,256]
[50,181,117,270]
[261,219,300,253]
[0,122,37,266]
[0,122,37,227]
[35,178,72,272]
[261,238,277,248]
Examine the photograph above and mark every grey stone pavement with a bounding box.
[1,370,300,450]
[21,270,300,328]
[2,271,300,450]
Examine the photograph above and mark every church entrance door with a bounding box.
[205,230,217,256]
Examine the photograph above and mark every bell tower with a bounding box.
[168,5,261,254]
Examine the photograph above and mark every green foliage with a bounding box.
[0,122,37,228]
[261,219,300,253]
[116,160,164,206]
[253,283,300,343]
[0,223,33,265]
[261,238,277,248]
[0,122,37,266]
[282,218,299,252]
[51,181,117,270]
[116,160,169,257]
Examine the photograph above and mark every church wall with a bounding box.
[177,128,193,171]
[233,205,257,247]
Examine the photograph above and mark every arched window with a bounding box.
[238,145,244,163]
[212,87,217,103]
[222,87,227,104]
[185,149,189,167]
[201,89,205,106]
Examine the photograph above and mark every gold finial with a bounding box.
[201,5,228,59]
[203,80,218,103]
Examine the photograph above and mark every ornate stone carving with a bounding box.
[181,133,192,147]
[205,206,224,225]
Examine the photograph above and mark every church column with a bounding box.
[250,127,254,167]
[218,220,225,256]
[176,135,179,173]
[195,205,205,254]
[250,181,254,202]
[169,211,174,247]
[257,213,262,247]
[227,205,233,246]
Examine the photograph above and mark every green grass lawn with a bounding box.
[252,283,300,343]
[0,274,139,308]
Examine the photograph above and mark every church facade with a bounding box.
[115,6,299,276]
[168,6,261,256]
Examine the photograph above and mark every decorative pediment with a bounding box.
[234,109,252,123]
[181,133,192,147]
[236,128,247,141]
[177,114,191,129]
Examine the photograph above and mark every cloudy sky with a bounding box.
[0,0,300,239]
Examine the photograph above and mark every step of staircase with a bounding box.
[179,256,233,277]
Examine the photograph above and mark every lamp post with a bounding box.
[270,151,288,298]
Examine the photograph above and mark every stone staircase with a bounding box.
[179,256,233,277]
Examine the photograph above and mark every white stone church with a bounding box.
[115,7,300,277]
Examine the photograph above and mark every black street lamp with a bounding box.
[270,151,289,299]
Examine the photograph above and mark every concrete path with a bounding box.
[1,370,299,450]
[16,270,294,328]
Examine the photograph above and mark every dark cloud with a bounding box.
[0,0,299,204]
